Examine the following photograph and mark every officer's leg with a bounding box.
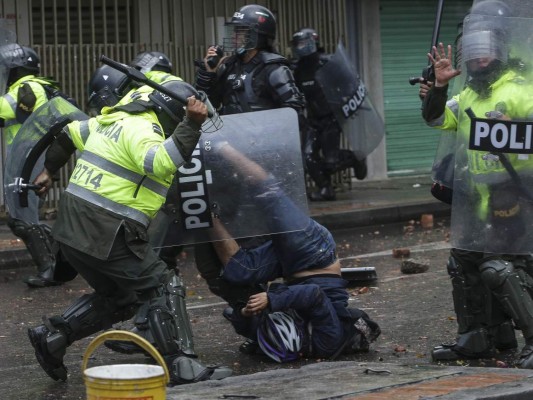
[432,251,516,361]
[27,292,137,381]
[138,270,232,384]
[7,216,60,287]
[304,127,335,201]
[479,258,533,368]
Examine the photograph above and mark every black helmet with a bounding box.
[87,64,136,115]
[148,80,197,135]
[291,28,319,59]
[130,51,173,73]
[223,4,276,56]
[0,44,40,72]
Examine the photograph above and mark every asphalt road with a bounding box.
[0,216,525,399]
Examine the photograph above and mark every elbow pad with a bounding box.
[195,68,217,93]
[422,85,449,122]
[268,65,305,107]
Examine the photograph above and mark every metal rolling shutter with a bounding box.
[380,0,471,175]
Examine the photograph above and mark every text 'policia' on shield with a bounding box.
[469,117,533,154]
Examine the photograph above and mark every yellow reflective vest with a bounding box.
[0,75,53,144]
[63,107,187,226]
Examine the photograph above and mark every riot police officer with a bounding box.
[27,79,232,384]
[193,4,309,352]
[0,43,73,287]
[422,0,533,368]
[291,28,368,201]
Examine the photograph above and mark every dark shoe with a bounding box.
[28,325,68,381]
[239,338,260,355]
[431,343,495,361]
[517,344,533,369]
[24,274,62,288]
[353,158,367,180]
[309,186,336,202]
[168,355,232,385]
[494,321,518,351]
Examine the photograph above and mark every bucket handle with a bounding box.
[82,330,170,383]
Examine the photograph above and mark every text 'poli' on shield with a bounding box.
[469,118,533,154]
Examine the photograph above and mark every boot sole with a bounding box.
[27,328,68,381]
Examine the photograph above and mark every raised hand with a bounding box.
[427,42,461,87]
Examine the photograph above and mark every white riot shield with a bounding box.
[315,43,385,159]
[155,108,308,247]
[0,19,16,95]
[450,4,533,254]
[4,97,88,223]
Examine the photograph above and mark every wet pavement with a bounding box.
[1,175,533,399]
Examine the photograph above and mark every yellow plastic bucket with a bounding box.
[82,330,170,400]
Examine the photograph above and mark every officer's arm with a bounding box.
[44,128,77,175]
[422,84,449,122]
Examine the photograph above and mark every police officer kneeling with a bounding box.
[27,80,232,384]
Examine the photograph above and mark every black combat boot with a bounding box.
[28,324,68,381]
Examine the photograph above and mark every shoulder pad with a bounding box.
[259,51,289,66]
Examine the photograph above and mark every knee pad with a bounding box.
[479,259,512,290]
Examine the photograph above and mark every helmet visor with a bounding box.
[461,30,507,63]
[223,24,256,54]
[291,37,317,59]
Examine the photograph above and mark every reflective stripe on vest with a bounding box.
[81,150,168,197]
[79,120,90,143]
[144,137,185,174]
[4,93,16,112]
[66,183,151,227]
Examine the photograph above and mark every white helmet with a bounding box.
[257,311,306,363]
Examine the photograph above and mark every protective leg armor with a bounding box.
[28,293,137,381]
[8,217,59,287]
[432,255,517,361]
[479,258,533,368]
[106,272,196,356]
[479,259,533,339]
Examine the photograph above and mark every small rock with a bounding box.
[401,258,430,274]
[420,214,434,229]
[392,248,411,258]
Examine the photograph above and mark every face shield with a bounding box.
[291,36,317,59]
[462,30,507,64]
[223,24,258,56]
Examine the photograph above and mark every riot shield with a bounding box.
[315,43,385,159]
[0,19,16,95]
[153,108,308,247]
[450,3,533,254]
[4,97,89,224]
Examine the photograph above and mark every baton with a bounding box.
[409,0,445,85]
[99,55,215,118]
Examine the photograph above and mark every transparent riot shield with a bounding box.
[0,19,16,95]
[4,97,89,224]
[450,5,533,254]
[153,108,308,247]
[315,43,385,159]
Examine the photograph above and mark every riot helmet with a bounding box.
[291,28,319,59]
[462,0,511,66]
[0,44,40,86]
[257,311,306,363]
[148,79,197,135]
[87,64,136,115]
[130,51,173,73]
[223,4,276,56]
